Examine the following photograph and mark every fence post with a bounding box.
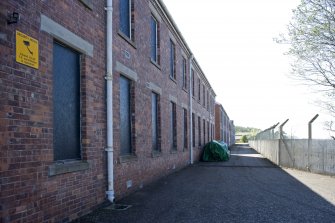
[278,119,289,166]
[308,114,319,139]
[307,114,319,171]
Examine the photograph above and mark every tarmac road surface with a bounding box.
[73,144,335,223]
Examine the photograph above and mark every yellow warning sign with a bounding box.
[16,30,39,69]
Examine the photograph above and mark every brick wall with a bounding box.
[0,0,217,222]
[214,103,235,145]
[0,1,107,222]
[111,0,215,197]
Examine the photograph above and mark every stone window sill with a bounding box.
[79,0,93,10]
[49,160,89,176]
[119,154,138,163]
[118,31,137,49]
[150,59,161,70]
[170,76,177,84]
[151,150,162,158]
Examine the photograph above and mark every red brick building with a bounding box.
[111,0,216,199]
[215,103,235,146]
[0,0,216,222]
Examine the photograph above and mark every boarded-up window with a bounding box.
[183,108,188,149]
[170,102,177,150]
[198,116,201,146]
[120,75,132,155]
[152,92,160,151]
[192,113,195,147]
[53,42,80,160]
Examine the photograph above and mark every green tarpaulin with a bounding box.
[202,140,230,162]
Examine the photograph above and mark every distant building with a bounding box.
[215,103,235,145]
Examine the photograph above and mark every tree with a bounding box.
[241,135,248,143]
[277,0,335,133]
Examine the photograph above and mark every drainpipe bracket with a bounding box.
[105,72,113,80]
[106,190,114,195]
[105,6,113,11]
[105,147,114,152]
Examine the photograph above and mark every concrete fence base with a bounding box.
[249,139,335,176]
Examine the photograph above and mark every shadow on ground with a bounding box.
[72,144,335,223]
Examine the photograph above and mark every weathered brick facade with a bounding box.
[0,0,217,222]
[215,103,235,145]
[112,0,216,198]
[1,1,107,222]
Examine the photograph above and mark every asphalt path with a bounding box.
[73,144,335,223]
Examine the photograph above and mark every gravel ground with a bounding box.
[72,144,335,223]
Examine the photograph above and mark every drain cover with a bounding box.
[105,204,132,211]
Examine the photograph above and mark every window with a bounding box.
[207,91,209,111]
[170,102,177,150]
[198,116,201,146]
[53,42,81,161]
[182,58,187,90]
[120,75,132,155]
[198,78,201,102]
[211,123,214,140]
[119,0,134,41]
[210,97,213,114]
[170,40,176,79]
[203,119,206,145]
[203,85,205,107]
[220,112,224,140]
[207,121,210,142]
[191,69,195,97]
[183,108,188,150]
[151,16,159,64]
[152,92,160,151]
[192,113,195,147]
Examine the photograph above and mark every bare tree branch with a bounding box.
[277,0,335,135]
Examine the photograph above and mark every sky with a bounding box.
[163,0,333,139]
